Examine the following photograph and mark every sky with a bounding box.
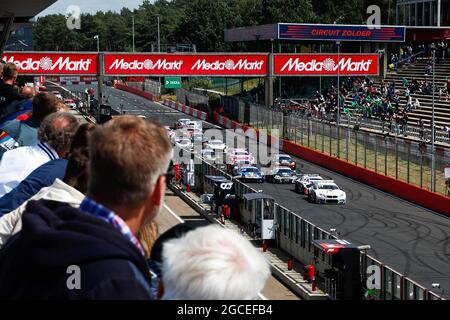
[37,0,147,17]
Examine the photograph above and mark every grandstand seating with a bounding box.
[344,58,450,127]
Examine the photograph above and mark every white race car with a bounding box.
[174,137,193,150]
[204,139,226,152]
[175,118,191,129]
[294,174,324,194]
[308,180,346,204]
[201,149,221,162]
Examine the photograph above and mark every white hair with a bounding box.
[161,225,271,300]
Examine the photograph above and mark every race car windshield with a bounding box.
[235,151,248,155]
[277,169,292,174]
[320,184,338,190]
[279,156,291,162]
[242,168,258,172]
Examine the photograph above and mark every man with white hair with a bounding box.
[160,225,270,300]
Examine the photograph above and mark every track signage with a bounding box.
[278,23,405,42]
[104,53,268,76]
[273,54,379,76]
[1,52,98,75]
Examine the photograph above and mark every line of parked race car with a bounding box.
[167,118,346,205]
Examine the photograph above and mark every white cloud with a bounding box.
[37,0,149,17]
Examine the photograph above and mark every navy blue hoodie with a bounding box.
[0,200,153,300]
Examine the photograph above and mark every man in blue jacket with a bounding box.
[0,91,59,148]
[0,116,173,299]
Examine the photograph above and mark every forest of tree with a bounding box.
[33,0,396,52]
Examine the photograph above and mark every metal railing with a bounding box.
[193,158,444,300]
[240,103,450,195]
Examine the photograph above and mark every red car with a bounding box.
[269,154,296,170]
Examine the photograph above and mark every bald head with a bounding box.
[21,86,35,99]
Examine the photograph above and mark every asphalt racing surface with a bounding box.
[65,84,450,298]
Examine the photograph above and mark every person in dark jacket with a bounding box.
[0,116,172,300]
[0,92,59,147]
[0,63,25,114]
[0,200,154,299]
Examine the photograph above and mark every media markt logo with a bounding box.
[143,59,154,70]
[322,58,335,71]
[39,57,53,70]
[108,58,182,71]
[281,57,373,73]
[191,58,264,71]
[5,55,93,72]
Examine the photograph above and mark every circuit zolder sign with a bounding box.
[2,52,379,77]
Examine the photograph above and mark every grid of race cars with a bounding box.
[167,119,346,205]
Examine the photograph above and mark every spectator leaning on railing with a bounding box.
[0,92,59,148]
[0,112,79,198]
[0,123,95,247]
[0,123,95,217]
[0,116,172,300]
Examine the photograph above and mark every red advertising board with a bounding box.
[1,52,98,75]
[104,53,268,76]
[274,54,379,76]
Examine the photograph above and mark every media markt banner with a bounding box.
[165,77,182,88]
[273,53,380,76]
[104,53,268,76]
[1,52,98,75]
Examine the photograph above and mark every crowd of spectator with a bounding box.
[0,60,271,299]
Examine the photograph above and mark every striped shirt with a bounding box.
[0,142,59,197]
[79,197,145,257]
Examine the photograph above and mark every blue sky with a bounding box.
[37,0,147,16]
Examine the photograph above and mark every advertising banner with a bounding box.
[279,23,405,42]
[104,53,268,76]
[273,54,379,76]
[1,52,98,75]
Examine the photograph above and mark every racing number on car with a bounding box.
[220,183,233,190]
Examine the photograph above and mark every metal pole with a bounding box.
[132,15,135,52]
[278,43,282,99]
[337,41,341,158]
[431,46,436,192]
[97,53,104,122]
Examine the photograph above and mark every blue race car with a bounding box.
[234,166,265,183]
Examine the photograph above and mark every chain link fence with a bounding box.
[242,103,450,196]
